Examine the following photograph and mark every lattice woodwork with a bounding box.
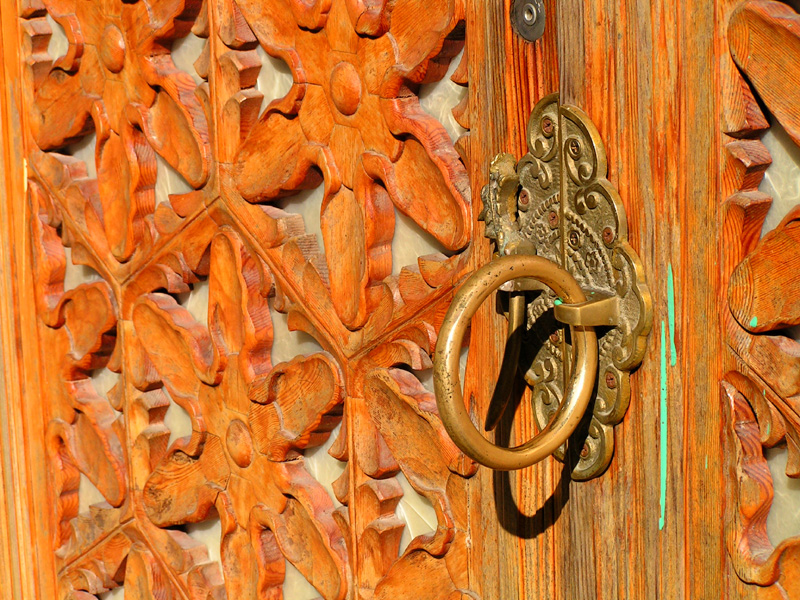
[723,1,800,595]
[19,0,478,597]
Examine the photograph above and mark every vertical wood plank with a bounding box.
[464,0,560,598]
[464,0,751,597]
[556,0,733,597]
[0,0,54,598]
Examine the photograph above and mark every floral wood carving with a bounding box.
[724,1,800,595]
[22,0,211,271]
[230,0,471,330]
[22,0,477,597]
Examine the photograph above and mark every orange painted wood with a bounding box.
[8,0,478,597]
[2,0,800,598]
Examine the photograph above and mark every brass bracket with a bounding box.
[479,93,653,480]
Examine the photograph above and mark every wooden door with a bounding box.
[3,0,800,597]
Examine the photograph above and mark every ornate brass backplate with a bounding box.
[480,93,652,480]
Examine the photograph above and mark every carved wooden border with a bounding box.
[722,1,800,595]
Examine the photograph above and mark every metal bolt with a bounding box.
[605,371,617,390]
[542,117,554,135]
[549,331,560,344]
[523,2,538,25]
[512,0,545,43]
[548,210,558,228]
[519,189,530,206]
[568,138,581,158]
[568,230,581,248]
[602,226,615,245]
[580,444,590,458]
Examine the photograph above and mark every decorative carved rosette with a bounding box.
[21,0,212,275]
[22,0,478,597]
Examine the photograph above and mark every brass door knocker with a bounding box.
[434,93,652,480]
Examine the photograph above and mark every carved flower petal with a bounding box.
[386,0,462,82]
[233,0,305,61]
[249,353,344,459]
[29,69,95,151]
[363,368,478,555]
[48,379,127,514]
[132,292,223,396]
[123,543,177,600]
[288,0,332,31]
[208,230,273,381]
[96,125,156,262]
[143,434,230,527]
[374,549,473,600]
[321,184,371,328]
[236,106,328,202]
[136,87,210,189]
[345,0,392,36]
[252,461,349,600]
[55,282,117,373]
[219,517,261,598]
[363,132,470,251]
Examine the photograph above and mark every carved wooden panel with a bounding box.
[19,0,478,597]
[723,1,800,596]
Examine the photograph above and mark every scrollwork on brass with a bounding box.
[480,93,652,480]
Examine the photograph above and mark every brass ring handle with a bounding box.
[433,255,599,471]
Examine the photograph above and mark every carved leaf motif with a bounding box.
[725,3,800,591]
[24,0,479,596]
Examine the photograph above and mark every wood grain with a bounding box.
[730,1,800,146]
[1,0,56,596]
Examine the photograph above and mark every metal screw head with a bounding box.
[549,331,560,344]
[519,188,530,206]
[523,3,538,25]
[568,138,582,158]
[580,444,590,458]
[605,371,617,390]
[568,230,581,248]
[548,210,558,228]
[542,117,554,135]
[602,226,615,245]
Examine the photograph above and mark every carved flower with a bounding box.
[132,230,349,599]
[233,0,470,329]
[27,0,210,262]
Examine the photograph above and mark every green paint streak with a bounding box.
[554,299,563,306]
[660,321,668,531]
[668,264,677,367]
[766,423,771,437]
[705,456,708,470]
[750,316,758,328]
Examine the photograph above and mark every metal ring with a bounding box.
[433,254,598,471]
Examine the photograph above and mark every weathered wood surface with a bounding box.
[465,0,745,597]
[4,0,800,598]
[462,0,559,598]
[729,206,800,333]
[0,0,53,597]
